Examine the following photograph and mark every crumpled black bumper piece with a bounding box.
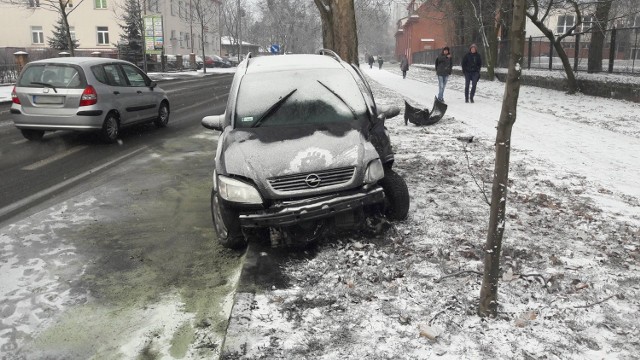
[239,186,385,227]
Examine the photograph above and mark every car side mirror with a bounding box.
[149,81,157,89]
[202,114,225,131]
[377,105,400,121]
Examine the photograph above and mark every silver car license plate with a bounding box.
[33,95,64,104]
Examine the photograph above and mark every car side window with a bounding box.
[103,64,127,87]
[120,64,148,87]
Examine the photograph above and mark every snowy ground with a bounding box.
[0,85,11,102]
[224,67,640,359]
[147,67,237,81]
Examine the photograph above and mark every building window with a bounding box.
[31,26,44,44]
[581,15,595,32]
[557,15,575,35]
[148,0,159,13]
[179,32,184,48]
[27,0,40,7]
[69,26,76,41]
[97,26,109,45]
[185,33,190,49]
[178,1,183,18]
[95,0,107,9]
[170,0,175,15]
[171,29,176,40]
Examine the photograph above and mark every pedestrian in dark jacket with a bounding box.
[461,43,482,103]
[400,55,409,79]
[435,47,452,102]
[377,55,384,69]
[367,54,374,69]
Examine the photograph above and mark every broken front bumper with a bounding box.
[238,186,385,228]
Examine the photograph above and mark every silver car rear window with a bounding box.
[18,64,85,89]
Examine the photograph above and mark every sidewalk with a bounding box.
[362,66,640,201]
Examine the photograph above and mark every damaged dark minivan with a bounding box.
[201,50,409,249]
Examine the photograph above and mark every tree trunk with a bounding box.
[201,24,207,74]
[553,39,578,93]
[59,2,75,56]
[313,0,359,65]
[478,0,526,318]
[587,0,613,73]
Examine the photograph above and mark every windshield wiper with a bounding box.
[30,82,58,93]
[251,88,297,128]
[316,80,358,121]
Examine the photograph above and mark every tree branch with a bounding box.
[435,270,483,283]
[463,145,491,206]
[573,294,619,309]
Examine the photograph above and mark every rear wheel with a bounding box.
[101,113,119,143]
[211,190,246,249]
[154,102,170,128]
[21,129,45,141]
[379,169,410,221]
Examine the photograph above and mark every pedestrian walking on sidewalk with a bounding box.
[461,43,482,103]
[377,55,384,69]
[435,47,452,102]
[400,55,409,79]
[367,54,374,69]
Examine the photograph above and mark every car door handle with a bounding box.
[113,91,120,95]
[137,90,143,94]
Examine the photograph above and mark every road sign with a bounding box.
[270,44,280,54]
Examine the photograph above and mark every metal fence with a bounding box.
[0,64,19,84]
[413,26,640,75]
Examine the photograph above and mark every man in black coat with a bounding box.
[435,47,452,102]
[461,43,482,103]
[400,55,409,79]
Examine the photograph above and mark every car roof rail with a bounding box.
[317,48,342,63]
[243,52,253,74]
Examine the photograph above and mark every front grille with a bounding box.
[268,167,356,192]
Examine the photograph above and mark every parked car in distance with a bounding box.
[204,55,232,68]
[11,57,170,143]
[201,51,410,249]
[165,54,203,70]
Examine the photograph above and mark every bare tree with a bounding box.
[313,0,359,64]
[1,0,87,56]
[191,0,218,73]
[586,0,613,73]
[478,0,526,318]
[526,0,582,93]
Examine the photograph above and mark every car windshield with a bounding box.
[234,69,369,128]
[17,64,85,89]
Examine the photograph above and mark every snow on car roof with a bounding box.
[245,54,345,74]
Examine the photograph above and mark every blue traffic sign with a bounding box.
[270,44,280,54]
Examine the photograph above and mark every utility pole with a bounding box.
[190,0,194,54]
[237,0,241,63]
[142,0,147,72]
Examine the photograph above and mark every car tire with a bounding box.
[21,129,45,141]
[154,101,170,128]
[211,190,247,249]
[101,113,119,143]
[379,169,410,221]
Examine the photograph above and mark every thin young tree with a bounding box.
[313,0,359,64]
[478,0,526,318]
[192,0,218,73]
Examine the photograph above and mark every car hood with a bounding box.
[218,123,378,183]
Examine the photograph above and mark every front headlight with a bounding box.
[364,159,385,184]
[218,175,263,204]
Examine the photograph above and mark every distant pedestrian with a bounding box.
[368,54,374,69]
[435,47,452,102]
[377,55,383,69]
[461,43,482,103]
[400,55,409,79]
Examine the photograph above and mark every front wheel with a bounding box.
[211,190,246,249]
[379,169,410,221]
[154,102,170,128]
[21,129,45,141]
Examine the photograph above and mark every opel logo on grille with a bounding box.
[305,174,321,188]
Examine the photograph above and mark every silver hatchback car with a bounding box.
[11,57,170,143]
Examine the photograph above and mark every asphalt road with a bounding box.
[0,73,233,223]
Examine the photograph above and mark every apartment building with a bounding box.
[0,0,221,61]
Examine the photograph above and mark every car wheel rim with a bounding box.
[212,195,228,238]
[106,117,118,139]
[159,105,169,124]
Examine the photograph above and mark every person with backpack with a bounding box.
[435,47,452,102]
[461,43,482,103]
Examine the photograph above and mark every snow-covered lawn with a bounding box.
[225,68,640,359]
[147,67,236,81]
[0,85,12,102]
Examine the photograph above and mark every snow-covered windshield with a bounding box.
[235,69,369,128]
